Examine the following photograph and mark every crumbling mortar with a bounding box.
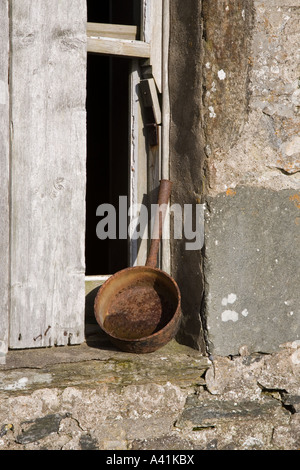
[257,383,297,416]
[275,166,300,176]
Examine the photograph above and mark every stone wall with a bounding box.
[169,0,207,352]
[202,0,300,356]
[0,341,299,450]
[170,0,300,356]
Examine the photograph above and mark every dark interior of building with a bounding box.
[85,1,141,274]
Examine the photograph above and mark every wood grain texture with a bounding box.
[161,0,171,274]
[141,1,163,266]
[0,0,10,362]
[142,0,162,92]
[129,62,149,267]
[87,22,138,40]
[87,36,150,58]
[9,0,87,349]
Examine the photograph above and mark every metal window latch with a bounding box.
[139,78,162,147]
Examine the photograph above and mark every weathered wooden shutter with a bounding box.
[8,0,87,350]
[1,0,170,360]
[0,0,10,363]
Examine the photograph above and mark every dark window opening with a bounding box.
[87,0,141,26]
[85,1,141,275]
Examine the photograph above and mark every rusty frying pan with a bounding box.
[94,179,181,353]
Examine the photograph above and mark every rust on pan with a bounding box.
[104,284,174,340]
[94,266,181,353]
[94,180,182,353]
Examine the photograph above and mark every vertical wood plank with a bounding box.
[150,0,163,93]
[9,0,87,349]
[142,0,162,93]
[0,0,10,363]
[161,0,171,274]
[141,0,163,267]
[129,61,148,267]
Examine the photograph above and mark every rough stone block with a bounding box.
[204,186,300,356]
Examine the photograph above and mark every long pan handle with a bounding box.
[146,179,173,268]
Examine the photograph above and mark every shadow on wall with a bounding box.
[169,0,206,353]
